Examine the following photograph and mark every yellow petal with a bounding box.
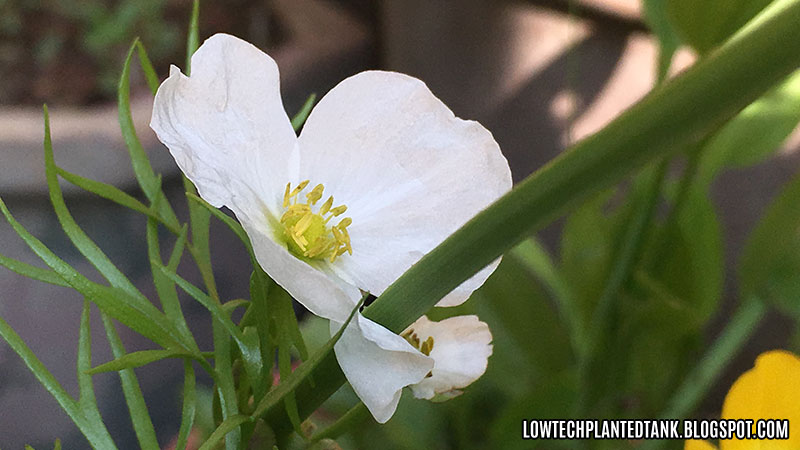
[720,350,800,450]
[685,440,718,450]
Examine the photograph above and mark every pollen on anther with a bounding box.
[306,184,325,204]
[279,179,353,262]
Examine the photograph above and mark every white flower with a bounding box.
[150,33,511,423]
[403,315,493,401]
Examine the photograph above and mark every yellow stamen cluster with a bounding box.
[281,180,352,262]
[402,328,434,377]
[401,329,434,356]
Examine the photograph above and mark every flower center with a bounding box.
[401,328,434,356]
[280,180,352,263]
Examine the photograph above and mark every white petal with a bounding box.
[242,218,359,323]
[149,34,361,321]
[332,314,433,423]
[406,315,493,400]
[297,71,512,306]
[150,33,298,216]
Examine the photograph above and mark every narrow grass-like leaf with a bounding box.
[77,301,105,428]
[186,193,252,256]
[273,286,309,362]
[212,323,241,450]
[176,360,197,450]
[54,440,61,450]
[0,198,185,351]
[135,40,160,95]
[161,266,247,346]
[184,178,216,295]
[291,93,317,131]
[119,40,161,202]
[57,167,150,216]
[222,299,250,316]
[249,270,275,393]
[43,106,148,305]
[100,315,160,449]
[0,313,116,448]
[58,166,182,236]
[88,349,192,374]
[147,219,197,349]
[119,40,180,229]
[252,294,365,420]
[198,415,252,450]
[160,265,263,390]
[0,253,70,287]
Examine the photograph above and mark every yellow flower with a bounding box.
[685,350,800,450]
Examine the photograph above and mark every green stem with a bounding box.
[639,298,766,450]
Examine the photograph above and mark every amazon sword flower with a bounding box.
[150,33,511,422]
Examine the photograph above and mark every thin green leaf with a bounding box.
[57,167,150,216]
[197,415,252,450]
[77,301,104,426]
[291,93,317,131]
[58,166,182,236]
[54,440,61,450]
[0,253,70,287]
[184,178,216,293]
[274,286,309,361]
[212,323,241,450]
[147,219,197,349]
[100,315,160,449]
[42,106,194,355]
[119,39,180,229]
[0,198,185,351]
[119,40,160,202]
[160,265,263,390]
[222,299,250,316]
[43,106,147,305]
[135,40,160,95]
[88,349,192,374]
[0,313,116,448]
[186,193,252,256]
[186,0,200,74]
[252,294,366,420]
[160,266,247,345]
[176,360,197,450]
[249,269,275,395]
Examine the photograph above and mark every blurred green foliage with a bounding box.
[0,0,181,103]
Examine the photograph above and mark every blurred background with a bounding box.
[1,0,798,448]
